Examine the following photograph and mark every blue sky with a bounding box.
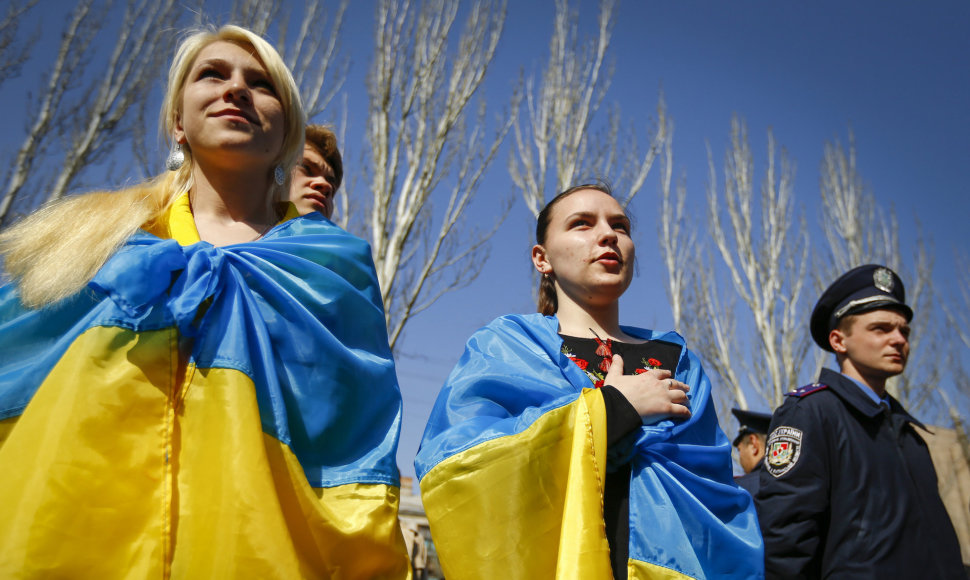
[2,1,968,478]
[390,0,970,476]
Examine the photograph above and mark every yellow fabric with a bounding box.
[629,560,695,579]
[0,325,410,579]
[420,389,611,580]
[281,201,301,222]
[142,196,300,246]
[142,192,200,245]
[0,416,18,450]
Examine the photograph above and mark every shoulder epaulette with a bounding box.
[786,383,829,397]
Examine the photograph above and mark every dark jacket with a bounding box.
[735,464,761,497]
[756,368,964,579]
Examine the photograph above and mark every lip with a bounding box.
[212,108,257,124]
[595,251,623,265]
[303,192,331,213]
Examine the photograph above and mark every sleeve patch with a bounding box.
[765,426,803,478]
[787,383,828,397]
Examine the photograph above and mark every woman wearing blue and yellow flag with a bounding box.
[416,185,763,579]
[0,25,409,578]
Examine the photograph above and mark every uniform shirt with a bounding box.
[756,367,964,579]
[735,463,762,497]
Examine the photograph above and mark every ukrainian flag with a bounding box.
[416,314,763,579]
[0,214,410,578]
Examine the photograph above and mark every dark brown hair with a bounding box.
[535,183,615,315]
[304,124,343,191]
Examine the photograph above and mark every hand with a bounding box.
[604,353,691,422]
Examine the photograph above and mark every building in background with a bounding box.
[399,476,444,579]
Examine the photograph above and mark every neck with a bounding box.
[837,357,888,397]
[555,295,639,342]
[189,162,277,245]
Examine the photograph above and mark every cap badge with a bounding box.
[873,267,894,293]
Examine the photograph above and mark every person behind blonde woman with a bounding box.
[415,184,763,580]
[0,25,409,578]
[289,123,343,218]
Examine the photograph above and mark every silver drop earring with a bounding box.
[166,143,184,171]
[274,165,285,186]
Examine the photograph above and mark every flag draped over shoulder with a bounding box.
[0,215,410,579]
[415,313,763,580]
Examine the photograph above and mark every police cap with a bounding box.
[810,264,913,352]
[731,408,772,446]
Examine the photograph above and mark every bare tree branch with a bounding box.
[364,0,510,350]
[817,134,938,413]
[818,132,897,276]
[509,0,616,216]
[682,118,811,409]
[0,0,97,224]
[945,251,970,353]
[655,96,693,331]
[0,0,38,88]
[231,0,279,36]
[45,0,181,202]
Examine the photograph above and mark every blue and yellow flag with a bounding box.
[416,314,763,579]
[0,214,410,578]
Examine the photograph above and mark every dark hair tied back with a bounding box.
[534,182,614,315]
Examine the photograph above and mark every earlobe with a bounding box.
[829,329,846,353]
[751,434,765,454]
[531,245,550,274]
[173,113,186,144]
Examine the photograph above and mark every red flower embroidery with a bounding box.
[599,356,612,373]
[594,379,605,388]
[634,368,648,374]
[569,356,588,371]
[594,337,613,358]
[647,358,662,368]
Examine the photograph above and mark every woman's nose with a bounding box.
[597,223,618,243]
[225,77,251,103]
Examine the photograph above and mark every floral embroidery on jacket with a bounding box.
[562,341,664,387]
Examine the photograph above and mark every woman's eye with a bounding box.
[570,219,590,228]
[252,78,277,94]
[197,68,223,80]
[613,223,629,233]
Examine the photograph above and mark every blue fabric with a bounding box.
[0,214,402,488]
[416,313,764,579]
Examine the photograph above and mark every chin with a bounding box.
[881,364,906,377]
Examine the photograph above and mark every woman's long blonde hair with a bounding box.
[0,25,305,308]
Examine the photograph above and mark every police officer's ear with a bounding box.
[829,329,848,354]
[752,433,767,455]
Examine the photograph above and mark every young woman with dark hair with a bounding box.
[416,185,762,579]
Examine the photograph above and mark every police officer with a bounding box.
[731,408,771,496]
[757,264,964,579]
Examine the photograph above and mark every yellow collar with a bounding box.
[146,193,300,246]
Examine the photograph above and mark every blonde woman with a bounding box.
[0,26,409,578]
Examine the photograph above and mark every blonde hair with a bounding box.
[0,25,305,308]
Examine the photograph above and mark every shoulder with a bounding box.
[269,213,366,245]
[473,313,560,343]
[769,383,841,436]
[786,383,829,398]
[459,313,555,359]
